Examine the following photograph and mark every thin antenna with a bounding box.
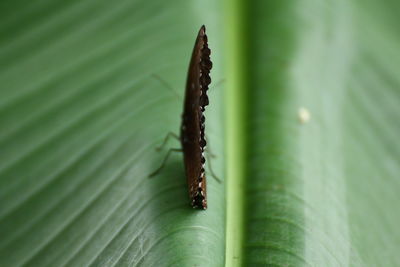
[210,78,226,90]
[151,74,181,100]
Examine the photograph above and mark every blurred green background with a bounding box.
[0,0,399,266]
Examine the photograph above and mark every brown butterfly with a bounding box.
[181,25,212,209]
[149,25,213,210]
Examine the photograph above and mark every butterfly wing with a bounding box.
[180,25,212,209]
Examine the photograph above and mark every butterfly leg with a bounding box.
[148,148,183,177]
[204,133,217,158]
[156,132,180,151]
[203,134,220,182]
[205,150,221,183]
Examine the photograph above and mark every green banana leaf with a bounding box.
[0,0,399,266]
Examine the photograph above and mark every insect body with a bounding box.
[149,25,212,210]
[181,25,212,209]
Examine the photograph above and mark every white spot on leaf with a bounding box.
[298,107,311,124]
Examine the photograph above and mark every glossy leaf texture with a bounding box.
[0,0,399,266]
[0,0,225,266]
[225,0,400,266]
